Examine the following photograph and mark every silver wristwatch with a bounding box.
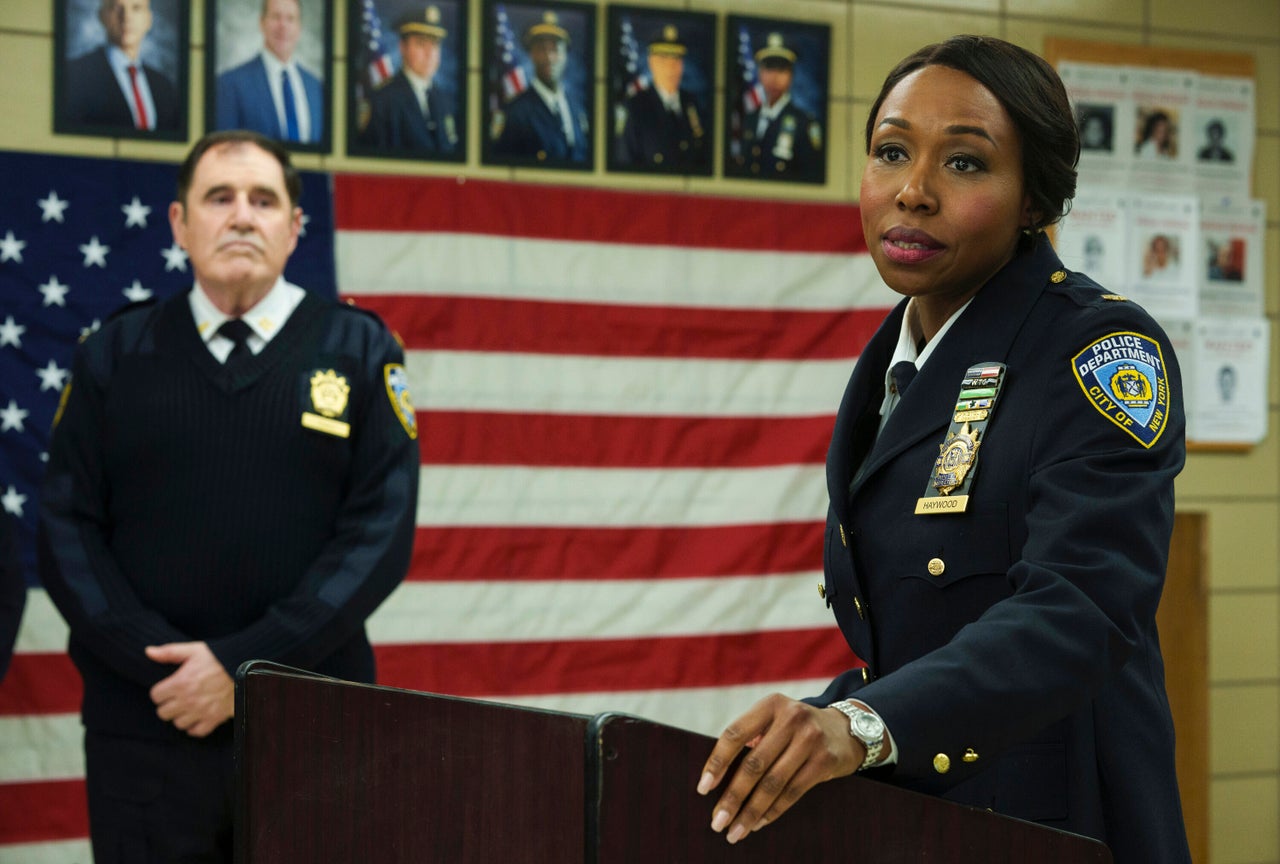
[829,700,886,771]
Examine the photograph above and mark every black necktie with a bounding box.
[890,360,918,397]
[218,319,253,369]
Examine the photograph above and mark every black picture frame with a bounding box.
[347,0,469,163]
[54,0,190,141]
[481,0,597,171]
[205,0,333,153]
[722,14,830,185]
[605,6,716,177]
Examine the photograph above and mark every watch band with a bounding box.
[829,699,885,770]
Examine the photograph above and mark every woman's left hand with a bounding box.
[697,692,864,844]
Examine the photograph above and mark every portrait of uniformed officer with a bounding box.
[612,22,712,175]
[728,32,823,182]
[491,11,589,165]
[358,4,461,158]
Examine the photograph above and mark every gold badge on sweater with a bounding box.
[302,369,351,438]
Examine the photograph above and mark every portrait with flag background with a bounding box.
[605,6,716,176]
[723,14,830,185]
[347,0,469,163]
[481,0,596,169]
[0,141,896,860]
[206,0,333,152]
[54,0,189,141]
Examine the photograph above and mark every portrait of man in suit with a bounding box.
[56,0,186,139]
[606,8,714,176]
[723,16,830,185]
[206,0,329,151]
[482,1,594,170]
[357,4,462,158]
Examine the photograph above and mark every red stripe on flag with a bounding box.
[374,628,858,697]
[0,779,89,845]
[0,653,81,716]
[410,522,824,582]
[350,294,882,360]
[334,175,868,253]
[419,412,832,468]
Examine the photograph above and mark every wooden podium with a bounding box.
[235,662,1112,863]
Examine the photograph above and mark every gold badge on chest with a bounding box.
[915,362,1006,515]
[302,369,351,438]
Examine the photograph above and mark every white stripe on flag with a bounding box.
[0,714,84,784]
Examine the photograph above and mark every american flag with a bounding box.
[729,24,766,160]
[360,0,395,88]
[615,15,648,100]
[0,151,896,860]
[490,3,528,123]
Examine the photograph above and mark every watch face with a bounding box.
[852,712,884,740]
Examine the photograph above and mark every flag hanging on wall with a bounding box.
[0,150,894,861]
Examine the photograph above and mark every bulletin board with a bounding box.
[1046,38,1264,453]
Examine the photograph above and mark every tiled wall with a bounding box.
[1,1,1277,860]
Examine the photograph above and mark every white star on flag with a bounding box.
[2,485,27,517]
[122,196,152,228]
[39,274,70,307]
[35,358,69,392]
[0,230,26,262]
[80,236,110,267]
[1,399,28,433]
[38,190,70,223]
[123,279,152,302]
[161,242,189,271]
[0,315,24,347]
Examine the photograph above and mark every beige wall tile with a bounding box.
[1151,0,1280,41]
[1254,134,1280,216]
[1196,501,1280,591]
[1209,592,1280,682]
[0,5,51,32]
[1178,432,1280,498]
[1211,684,1280,773]
[849,6,1000,101]
[855,0,1000,13]
[1005,0,1143,27]
[1211,776,1280,864]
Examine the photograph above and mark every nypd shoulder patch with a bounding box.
[384,363,417,440]
[1072,331,1171,448]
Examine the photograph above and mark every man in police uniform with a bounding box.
[492,11,589,164]
[359,5,459,156]
[614,24,709,173]
[729,32,823,182]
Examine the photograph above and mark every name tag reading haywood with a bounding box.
[915,362,1007,515]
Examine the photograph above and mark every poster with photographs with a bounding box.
[1187,317,1269,444]
[1054,188,1128,290]
[721,15,830,184]
[205,0,332,152]
[54,0,189,141]
[605,6,714,176]
[1128,67,1196,191]
[1199,198,1265,318]
[1059,61,1132,189]
[347,0,468,162]
[482,0,596,170]
[1190,74,1254,196]
[1126,193,1200,321]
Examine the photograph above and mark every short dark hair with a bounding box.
[863,35,1078,231]
[175,129,302,209]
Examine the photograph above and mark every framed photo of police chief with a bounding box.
[606,6,715,177]
[723,15,830,184]
[54,0,190,140]
[347,1,468,162]
[482,0,597,171]
[205,0,333,153]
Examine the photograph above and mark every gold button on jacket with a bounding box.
[927,557,945,576]
[933,753,951,774]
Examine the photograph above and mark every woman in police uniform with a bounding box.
[697,36,1191,864]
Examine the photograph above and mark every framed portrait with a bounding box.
[54,0,190,141]
[606,6,715,177]
[723,15,830,184]
[347,0,468,162]
[204,0,333,153]
[481,0,596,171]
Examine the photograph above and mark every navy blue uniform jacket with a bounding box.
[808,237,1191,863]
[616,87,709,172]
[360,72,458,156]
[493,87,588,163]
